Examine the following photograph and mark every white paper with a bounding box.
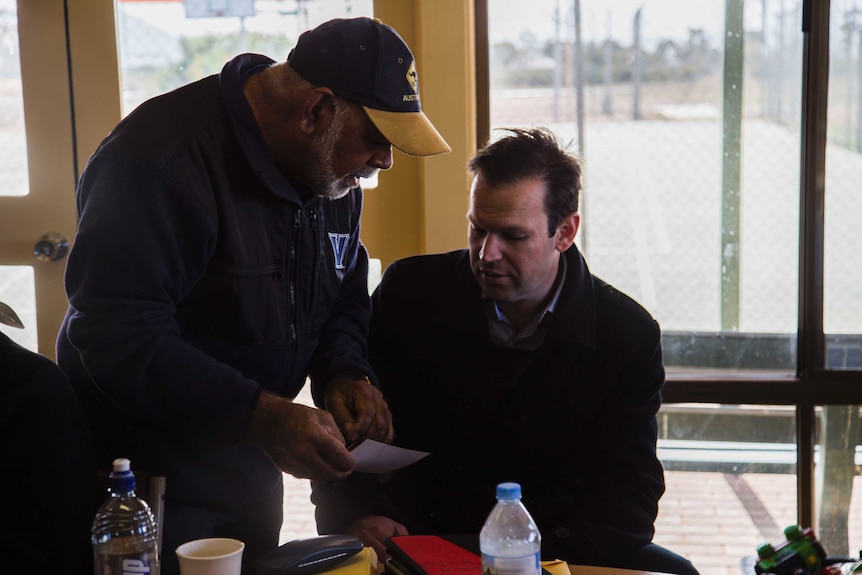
[350,439,429,473]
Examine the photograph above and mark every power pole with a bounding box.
[720,0,744,331]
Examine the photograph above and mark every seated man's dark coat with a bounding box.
[315,246,666,567]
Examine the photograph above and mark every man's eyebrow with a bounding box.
[469,217,530,236]
[497,224,531,235]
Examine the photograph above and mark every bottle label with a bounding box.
[481,552,541,575]
[94,549,159,575]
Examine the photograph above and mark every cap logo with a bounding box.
[407,60,419,93]
[403,60,419,103]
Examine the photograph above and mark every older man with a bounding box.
[57,17,449,575]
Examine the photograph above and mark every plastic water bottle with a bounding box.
[480,482,541,575]
[92,458,160,575]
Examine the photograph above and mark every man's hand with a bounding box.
[346,515,409,560]
[248,390,355,482]
[324,378,394,445]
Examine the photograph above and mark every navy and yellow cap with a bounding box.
[287,17,451,157]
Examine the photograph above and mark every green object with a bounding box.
[754,525,827,575]
[785,525,804,540]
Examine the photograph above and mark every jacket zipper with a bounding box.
[285,208,301,380]
[310,208,321,305]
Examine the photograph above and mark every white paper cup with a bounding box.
[176,537,245,575]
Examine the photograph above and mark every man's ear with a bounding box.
[555,212,580,251]
[298,87,337,136]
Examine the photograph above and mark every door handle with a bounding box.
[34,231,69,262]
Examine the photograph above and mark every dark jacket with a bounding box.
[315,247,666,567]
[56,54,374,513]
[1,332,95,575]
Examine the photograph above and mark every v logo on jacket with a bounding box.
[328,232,350,269]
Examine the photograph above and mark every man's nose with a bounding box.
[480,235,502,262]
[370,146,393,170]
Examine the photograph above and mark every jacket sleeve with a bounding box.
[62,152,260,439]
[312,260,404,531]
[308,189,377,404]
[538,311,665,565]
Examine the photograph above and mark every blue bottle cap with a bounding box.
[496,482,521,501]
[108,458,137,492]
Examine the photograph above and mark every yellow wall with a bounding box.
[68,0,123,176]
[366,0,477,269]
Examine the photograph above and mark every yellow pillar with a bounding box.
[67,0,123,173]
[366,0,477,268]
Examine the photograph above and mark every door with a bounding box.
[0,0,77,357]
[0,0,121,358]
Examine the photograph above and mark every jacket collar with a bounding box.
[219,53,304,204]
[432,246,597,349]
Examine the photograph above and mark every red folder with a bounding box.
[384,535,482,575]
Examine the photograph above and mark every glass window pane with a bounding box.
[116,0,374,115]
[657,404,798,573]
[0,265,37,351]
[487,0,803,376]
[0,0,29,197]
[825,1,862,371]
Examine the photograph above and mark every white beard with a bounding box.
[307,106,376,200]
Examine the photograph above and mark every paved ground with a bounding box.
[279,388,862,575]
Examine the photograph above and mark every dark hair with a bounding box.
[467,127,582,236]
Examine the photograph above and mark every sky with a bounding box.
[488,0,769,48]
[118,0,374,39]
[115,0,793,49]
[116,0,799,53]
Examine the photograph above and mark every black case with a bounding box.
[256,534,365,575]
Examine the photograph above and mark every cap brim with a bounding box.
[363,107,451,157]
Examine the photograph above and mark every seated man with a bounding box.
[313,128,698,575]
[0,302,95,574]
